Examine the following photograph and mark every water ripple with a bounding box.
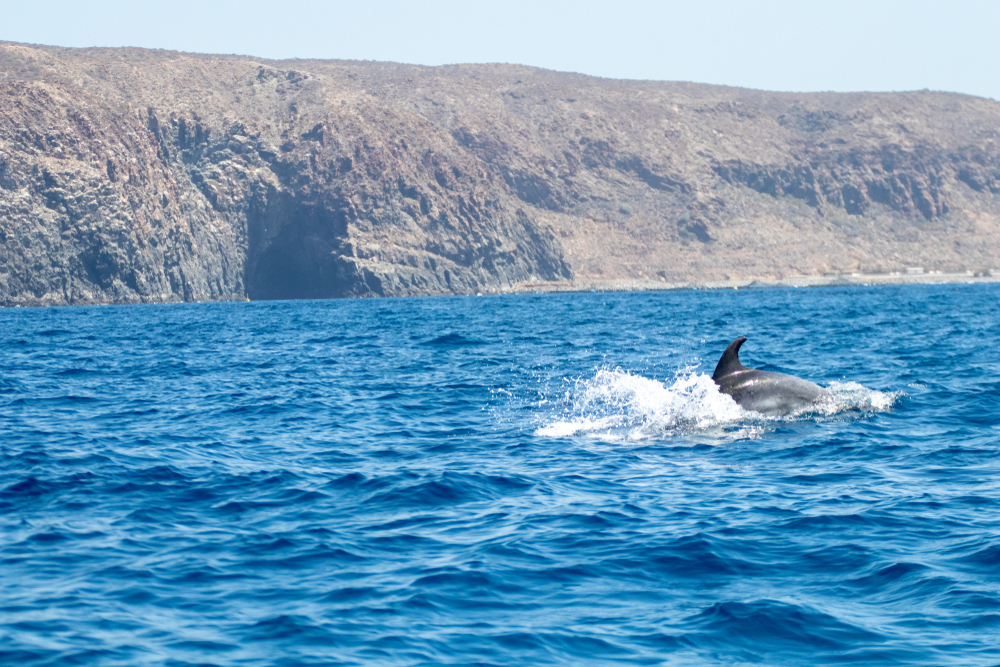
[1,285,998,665]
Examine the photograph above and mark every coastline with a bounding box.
[4,271,998,308]
[509,271,1000,294]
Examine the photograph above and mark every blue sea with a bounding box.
[2,284,998,666]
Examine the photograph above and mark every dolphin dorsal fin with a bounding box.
[713,337,748,380]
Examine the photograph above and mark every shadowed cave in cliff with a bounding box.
[245,199,364,301]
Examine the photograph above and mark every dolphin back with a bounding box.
[712,337,828,416]
[719,369,827,416]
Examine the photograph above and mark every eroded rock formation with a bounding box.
[1,42,998,305]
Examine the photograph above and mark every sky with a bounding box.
[2,0,998,100]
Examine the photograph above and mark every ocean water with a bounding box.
[1,284,998,666]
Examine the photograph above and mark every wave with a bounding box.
[535,368,902,441]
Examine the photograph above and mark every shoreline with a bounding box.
[509,271,1000,294]
[3,271,999,308]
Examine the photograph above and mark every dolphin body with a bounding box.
[712,337,829,416]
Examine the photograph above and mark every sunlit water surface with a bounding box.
[1,284,998,666]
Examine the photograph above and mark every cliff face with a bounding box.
[1,42,998,305]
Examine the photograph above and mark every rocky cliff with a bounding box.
[1,42,998,305]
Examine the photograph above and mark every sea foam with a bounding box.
[536,369,902,440]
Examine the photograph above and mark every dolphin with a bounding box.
[712,337,829,416]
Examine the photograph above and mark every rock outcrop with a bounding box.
[1,42,998,305]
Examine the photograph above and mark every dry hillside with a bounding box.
[1,42,998,305]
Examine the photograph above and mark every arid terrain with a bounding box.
[1,41,998,305]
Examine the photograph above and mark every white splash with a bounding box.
[534,369,902,441]
[535,368,745,440]
[814,380,903,415]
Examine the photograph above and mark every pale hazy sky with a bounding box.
[3,0,998,100]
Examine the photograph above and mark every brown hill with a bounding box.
[1,41,998,305]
